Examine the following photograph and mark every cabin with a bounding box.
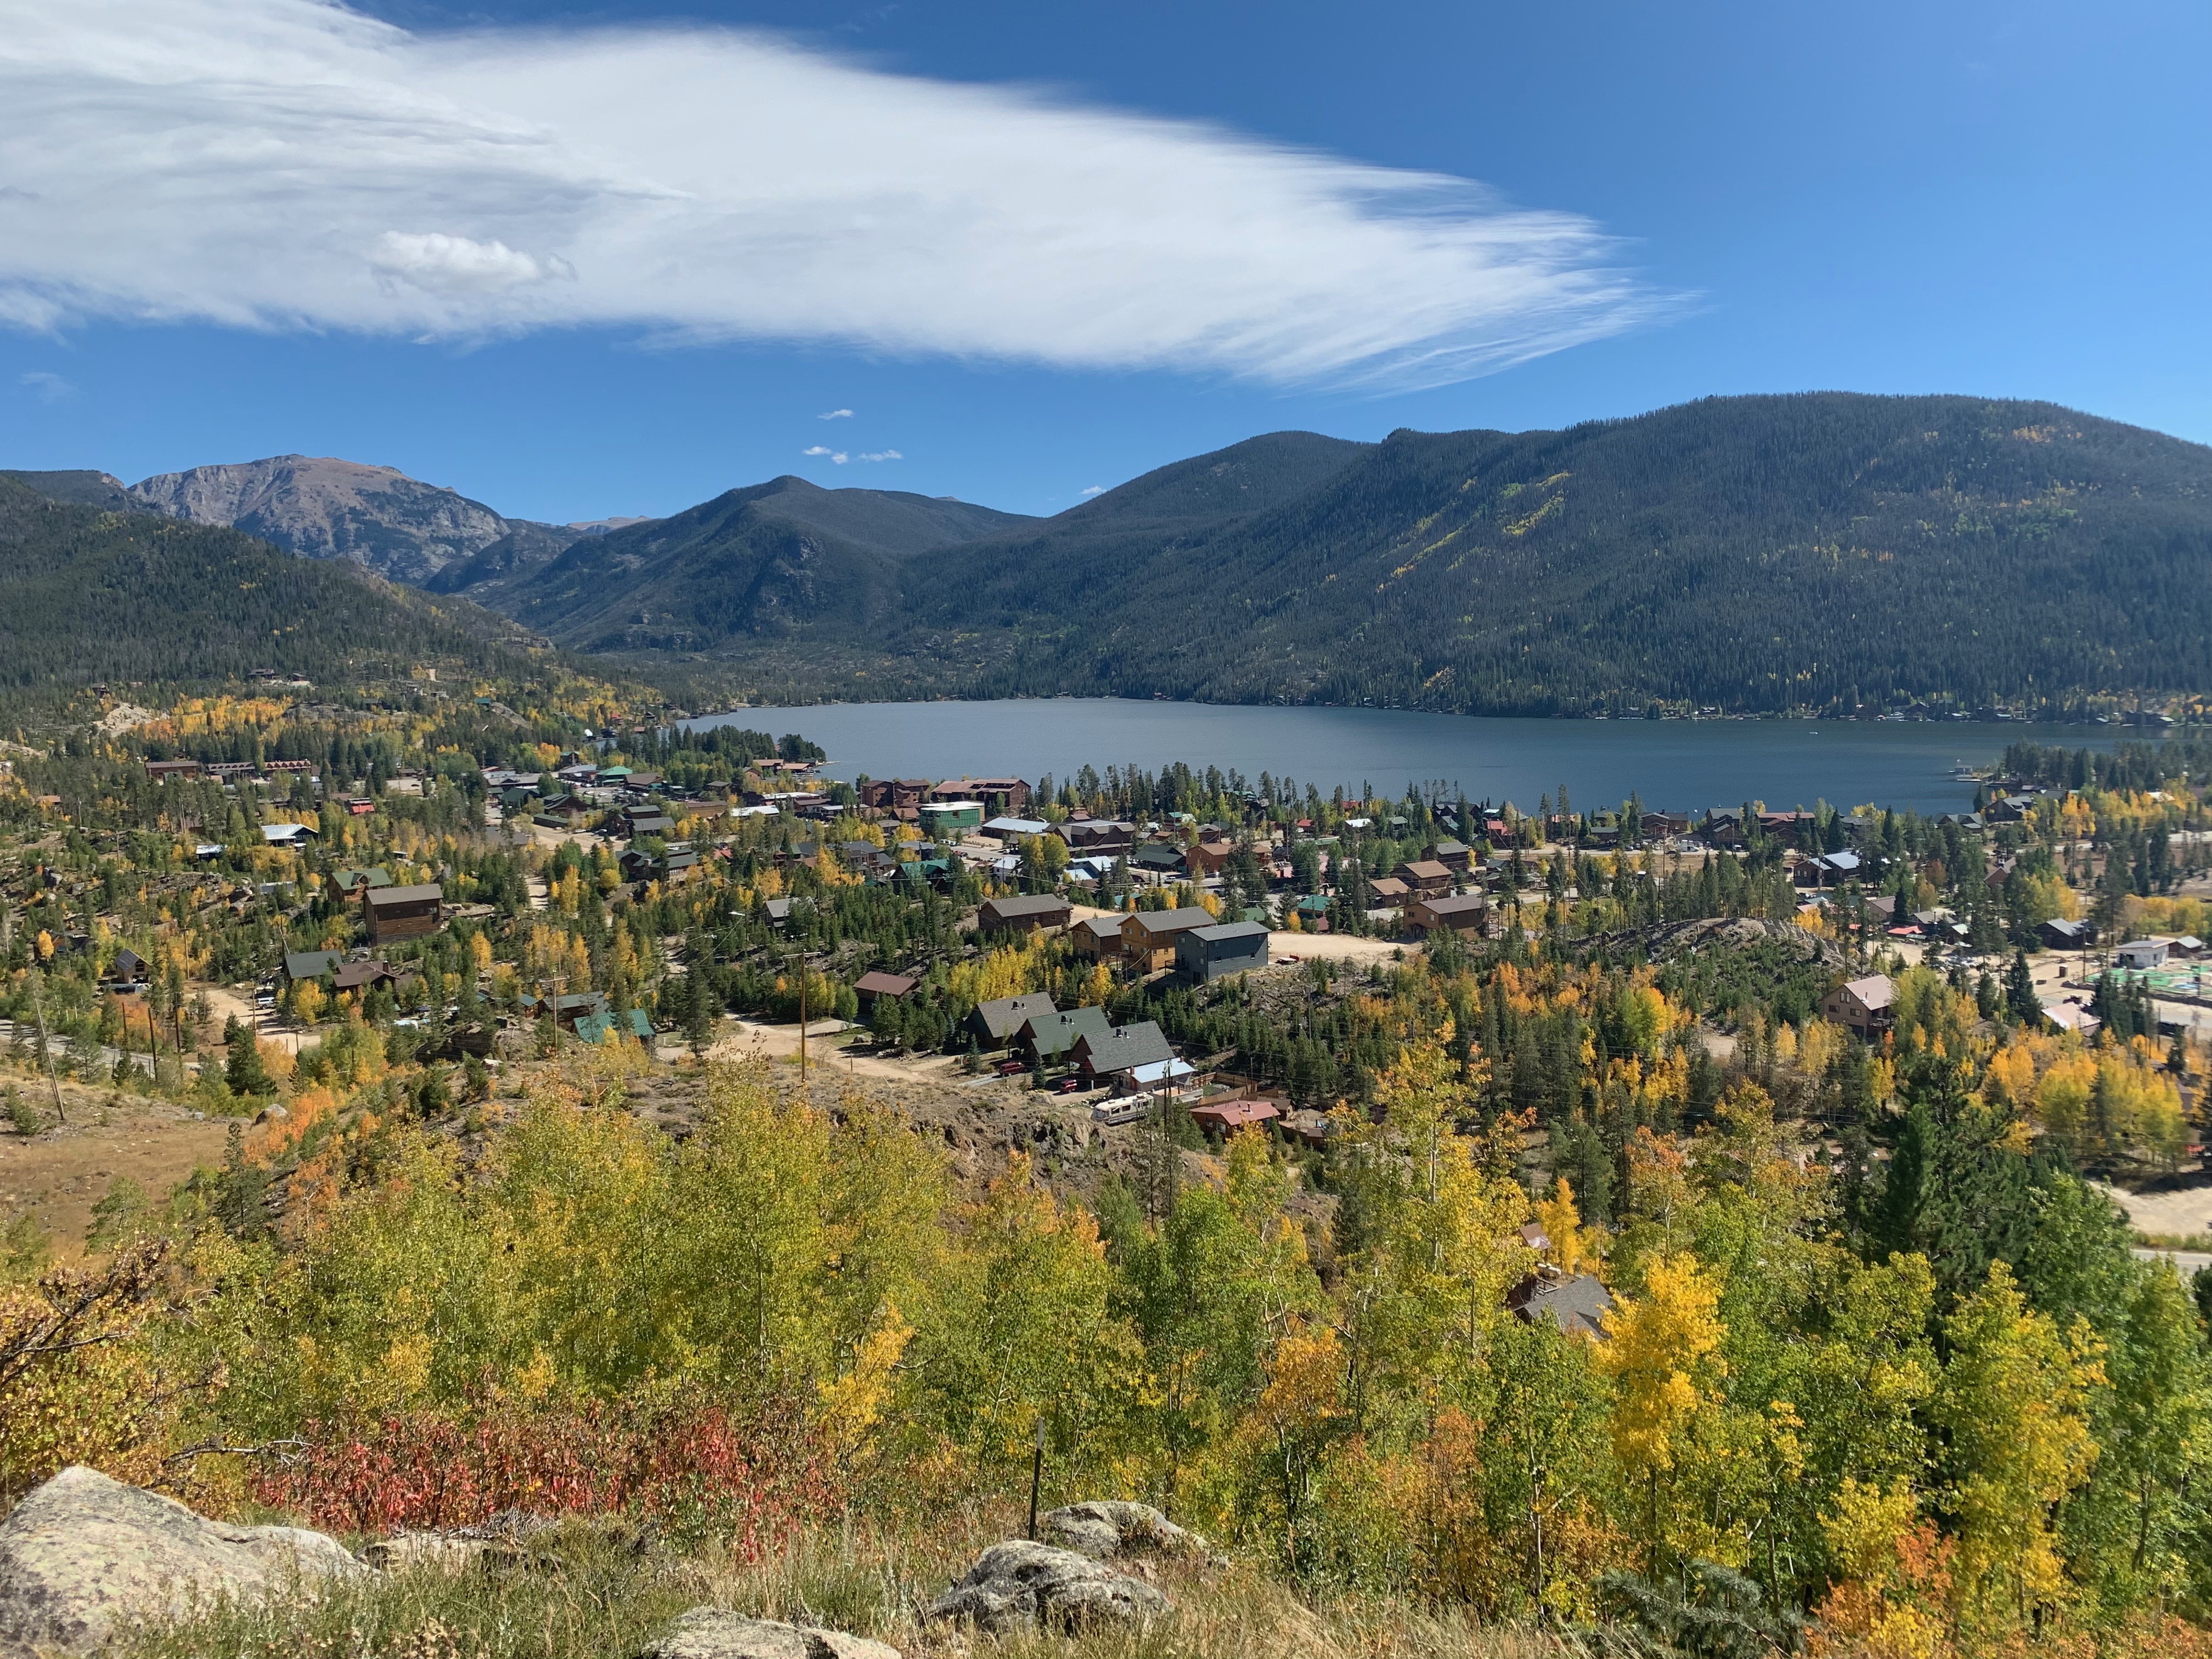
[1071,914,1128,962]
[1072,1020,1175,1087]
[978,893,1073,935]
[104,947,148,989]
[1431,840,1474,873]
[854,970,918,1013]
[145,759,202,782]
[1188,1099,1282,1139]
[1506,1267,1616,1340]
[1821,974,1896,1039]
[1185,838,1237,878]
[1129,842,1187,881]
[1120,906,1217,972]
[1056,820,1136,856]
[1392,860,1453,899]
[284,950,342,983]
[1410,893,1491,939]
[1367,876,1410,907]
[331,960,397,995]
[1176,921,1269,984]
[2039,918,2097,951]
[332,866,393,900]
[1019,1006,1114,1069]
[574,1008,655,1045]
[260,823,316,849]
[967,992,1057,1051]
[860,778,933,811]
[365,883,443,944]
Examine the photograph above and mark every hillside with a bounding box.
[0,477,541,693]
[0,469,154,512]
[483,475,1041,652]
[669,394,2212,713]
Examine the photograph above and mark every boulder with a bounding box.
[923,1540,1169,1634]
[638,1608,899,1659]
[0,1465,365,1658]
[1039,1500,1193,1560]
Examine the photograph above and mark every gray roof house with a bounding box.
[967,992,1058,1048]
[1073,1020,1175,1084]
[1176,921,1269,983]
[1019,1005,1114,1065]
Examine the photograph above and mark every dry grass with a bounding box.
[116,1519,1562,1659]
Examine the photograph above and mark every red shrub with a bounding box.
[252,1395,839,1553]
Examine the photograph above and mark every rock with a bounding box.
[0,1465,365,1658]
[1039,1500,1193,1560]
[252,1104,290,1126]
[637,1608,899,1659]
[362,1531,496,1572]
[923,1540,1169,1634]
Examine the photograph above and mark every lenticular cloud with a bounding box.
[0,0,1667,386]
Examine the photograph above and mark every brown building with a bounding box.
[931,777,1032,814]
[978,893,1074,934]
[1120,906,1218,971]
[1368,876,1411,907]
[1071,914,1127,962]
[1186,838,1237,878]
[1821,974,1896,1039]
[145,759,202,782]
[365,882,444,944]
[859,778,932,811]
[1392,859,1453,898]
[854,970,917,1012]
[1410,893,1491,938]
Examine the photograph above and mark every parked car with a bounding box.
[1053,1075,1087,1095]
[994,1057,1029,1076]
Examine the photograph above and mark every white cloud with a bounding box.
[856,449,901,462]
[18,369,76,402]
[1079,484,1107,497]
[819,408,854,420]
[0,0,1673,386]
[805,446,849,464]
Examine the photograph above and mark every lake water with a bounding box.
[686,700,2124,816]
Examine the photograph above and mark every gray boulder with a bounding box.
[1040,1500,1193,1560]
[923,1540,1169,1634]
[638,1608,899,1659]
[0,1465,364,1658]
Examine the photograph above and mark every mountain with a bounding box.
[654,395,2212,715]
[122,455,549,585]
[483,475,1041,652]
[0,470,154,513]
[0,476,540,695]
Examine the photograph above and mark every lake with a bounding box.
[685,700,2124,816]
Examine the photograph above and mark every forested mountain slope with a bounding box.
[848,394,2212,713]
[0,478,540,693]
[488,476,1042,653]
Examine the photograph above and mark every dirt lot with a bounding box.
[0,1071,229,1257]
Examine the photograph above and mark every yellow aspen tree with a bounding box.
[1536,1177,1593,1276]
[1597,1251,1727,1571]
[1934,1261,2102,1632]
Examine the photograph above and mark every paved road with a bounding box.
[2132,1248,2212,1278]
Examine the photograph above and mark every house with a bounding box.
[1176,921,1269,984]
[1367,876,1411,907]
[1517,1221,1552,1254]
[1073,1020,1175,1087]
[2171,936,2206,960]
[981,816,1053,843]
[967,992,1058,1050]
[145,759,202,782]
[2041,998,2103,1039]
[575,1007,655,1045]
[1019,1005,1114,1068]
[1281,1108,1338,1149]
[535,795,594,827]
[619,808,676,839]
[1812,850,1864,884]
[854,970,918,1013]
[518,990,610,1029]
[2039,918,2096,951]
[1186,838,1237,878]
[1506,1268,1616,1340]
[341,797,376,817]
[285,950,342,983]
[1120,906,1217,971]
[1072,914,1128,962]
[365,883,444,944]
[332,866,392,899]
[978,893,1073,935]
[1701,808,1747,847]
[261,822,316,848]
[763,898,796,927]
[1431,840,1474,873]
[1188,1099,1282,1138]
[331,960,397,994]
[1057,820,1136,855]
[1985,794,2041,824]
[919,800,984,836]
[2117,939,2170,972]
[1821,974,1897,1039]
[1129,842,1187,881]
[1392,860,1453,899]
[105,947,148,988]
[1410,893,1491,939]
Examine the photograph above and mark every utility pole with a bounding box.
[796,951,808,1083]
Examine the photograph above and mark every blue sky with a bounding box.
[2,0,2206,523]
